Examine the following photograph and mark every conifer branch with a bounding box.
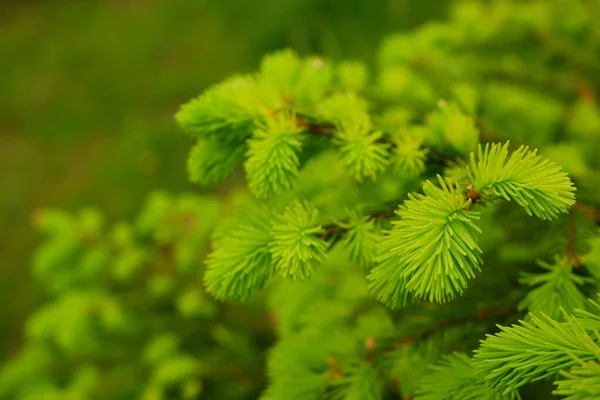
[575,203,600,225]
[297,114,459,169]
[474,305,600,392]
[9,3,600,400]
[317,208,397,241]
[295,116,335,137]
[536,32,600,73]
[388,306,519,350]
[567,213,582,268]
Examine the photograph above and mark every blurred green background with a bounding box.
[0,0,447,358]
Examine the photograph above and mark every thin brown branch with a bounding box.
[295,116,335,136]
[296,114,467,173]
[317,207,397,242]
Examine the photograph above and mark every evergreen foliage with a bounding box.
[4,0,600,399]
[416,352,518,400]
[0,193,270,399]
[369,177,483,306]
[467,143,576,220]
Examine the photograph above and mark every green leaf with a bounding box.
[0,345,53,398]
[580,233,600,280]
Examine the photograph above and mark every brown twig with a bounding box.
[295,116,336,136]
[318,207,397,242]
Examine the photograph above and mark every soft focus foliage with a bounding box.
[1,193,270,400]
[3,0,600,399]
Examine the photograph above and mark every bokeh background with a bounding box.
[0,0,447,359]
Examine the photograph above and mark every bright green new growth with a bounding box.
[367,142,575,307]
[416,352,518,400]
[468,142,577,220]
[202,138,576,308]
[245,115,303,198]
[518,259,591,320]
[318,92,390,182]
[334,125,389,182]
[474,305,600,393]
[204,200,327,300]
[330,363,381,400]
[6,1,600,399]
[204,204,275,301]
[176,76,275,142]
[187,139,246,185]
[391,135,428,176]
[159,6,596,396]
[339,212,381,268]
[555,359,600,400]
[430,100,479,155]
[0,193,270,400]
[261,332,330,400]
[369,176,483,306]
[270,201,327,281]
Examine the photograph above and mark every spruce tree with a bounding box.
[3,0,600,399]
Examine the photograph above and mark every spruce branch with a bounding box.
[554,358,600,399]
[415,353,518,400]
[295,116,336,137]
[467,142,576,220]
[369,176,484,306]
[269,201,328,281]
[329,363,381,400]
[176,75,278,143]
[575,203,600,225]
[334,125,390,181]
[245,114,303,198]
[518,259,591,321]
[474,307,600,392]
[317,208,396,241]
[536,32,600,74]
[204,204,276,301]
[187,139,246,185]
[567,213,582,268]
[388,306,519,349]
